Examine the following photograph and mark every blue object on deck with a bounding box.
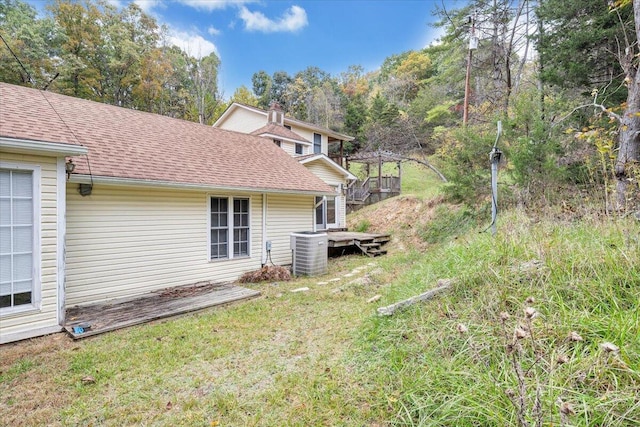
[73,326,85,334]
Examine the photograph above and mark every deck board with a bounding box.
[327,231,391,248]
[64,282,260,339]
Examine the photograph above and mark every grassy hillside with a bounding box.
[1,164,638,426]
[357,210,639,426]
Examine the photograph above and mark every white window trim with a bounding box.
[313,133,322,154]
[207,195,251,261]
[0,161,41,317]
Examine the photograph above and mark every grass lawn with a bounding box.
[1,163,638,426]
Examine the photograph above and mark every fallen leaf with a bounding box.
[81,376,95,385]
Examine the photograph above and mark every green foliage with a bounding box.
[357,212,640,426]
[0,0,59,86]
[505,89,566,197]
[354,219,371,233]
[368,92,394,126]
[342,95,368,152]
[536,0,634,104]
[229,85,258,106]
[425,101,457,126]
[420,204,476,244]
[436,126,495,203]
[0,0,222,123]
[251,70,272,108]
[0,358,35,384]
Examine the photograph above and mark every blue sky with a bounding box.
[134,0,467,96]
[30,0,467,96]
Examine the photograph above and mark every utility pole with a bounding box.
[463,11,478,125]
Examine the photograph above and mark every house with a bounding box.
[213,102,356,231]
[0,83,335,344]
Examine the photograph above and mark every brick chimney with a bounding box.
[268,102,284,125]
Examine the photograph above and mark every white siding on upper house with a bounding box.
[0,152,62,344]
[65,185,265,307]
[302,159,349,228]
[280,140,296,156]
[217,107,266,134]
[290,127,328,155]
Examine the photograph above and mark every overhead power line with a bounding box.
[0,33,34,86]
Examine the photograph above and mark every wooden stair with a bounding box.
[328,231,391,257]
[354,237,389,257]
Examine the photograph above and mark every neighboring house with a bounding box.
[213,102,356,231]
[0,83,334,344]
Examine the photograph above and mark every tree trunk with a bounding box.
[615,2,640,210]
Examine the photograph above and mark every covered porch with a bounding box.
[339,151,403,212]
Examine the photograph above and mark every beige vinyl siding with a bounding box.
[0,152,61,343]
[302,160,348,228]
[216,108,266,133]
[65,185,264,306]
[280,140,296,156]
[290,127,327,155]
[264,194,314,265]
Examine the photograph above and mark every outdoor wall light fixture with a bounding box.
[78,183,93,197]
[65,159,75,179]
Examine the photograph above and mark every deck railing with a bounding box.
[347,177,370,202]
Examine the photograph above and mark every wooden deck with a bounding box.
[327,231,391,257]
[64,282,260,339]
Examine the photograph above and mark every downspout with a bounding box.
[262,193,267,266]
[57,157,66,327]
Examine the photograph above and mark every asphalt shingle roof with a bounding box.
[0,83,333,194]
[250,123,310,143]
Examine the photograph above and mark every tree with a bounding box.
[230,85,258,106]
[0,0,59,87]
[306,80,343,130]
[133,47,172,113]
[95,2,158,107]
[251,70,272,108]
[616,1,640,209]
[383,50,433,105]
[47,0,103,99]
[269,70,292,109]
[537,0,639,210]
[188,52,222,125]
[338,65,369,99]
[342,95,368,151]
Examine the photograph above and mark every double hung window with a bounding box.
[313,133,322,154]
[210,197,250,260]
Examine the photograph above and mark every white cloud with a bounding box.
[239,5,307,33]
[169,29,219,59]
[177,0,257,11]
[105,0,124,8]
[133,0,166,13]
[208,25,221,36]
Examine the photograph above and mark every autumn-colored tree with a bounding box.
[48,0,103,99]
[0,0,59,87]
[230,85,259,107]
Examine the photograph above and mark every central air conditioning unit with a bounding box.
[290,231,328,276]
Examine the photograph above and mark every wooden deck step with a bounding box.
[359,242,380,248]
[368,249,387,256]
[327,231,391,258]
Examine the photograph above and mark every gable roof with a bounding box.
[214,102,355,142]
[296,154,357,181]
[0,83,333,195]
[250,122,311,145]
